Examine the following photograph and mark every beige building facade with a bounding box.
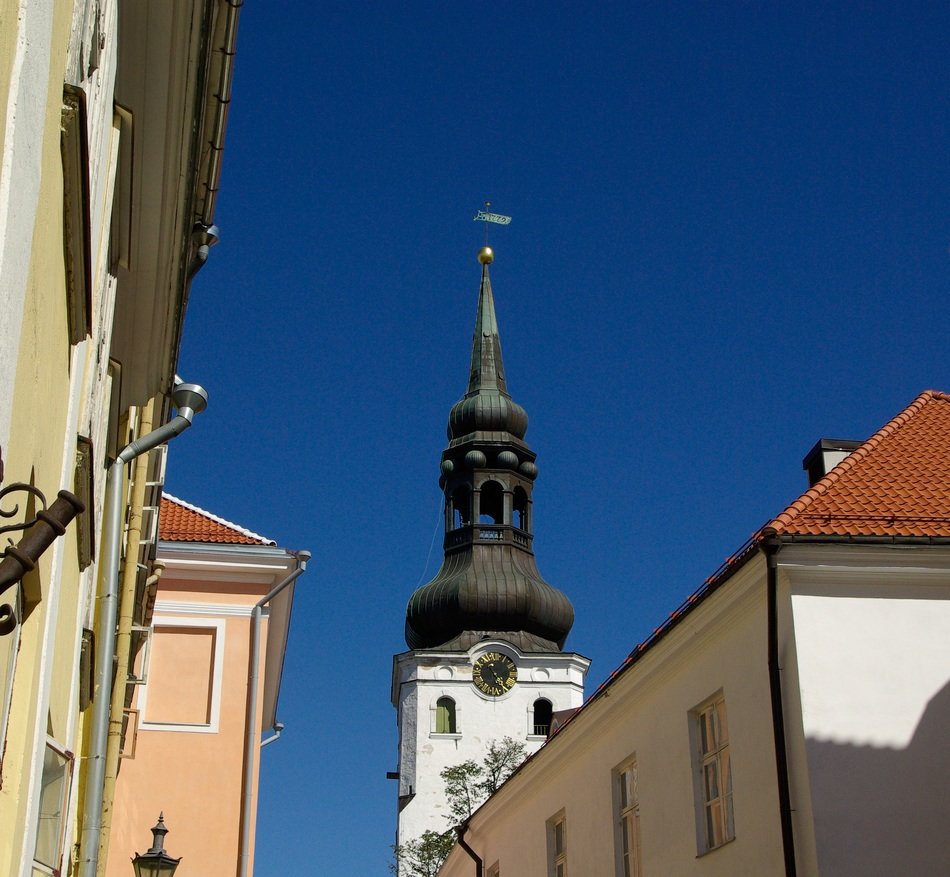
[0,2,244,874]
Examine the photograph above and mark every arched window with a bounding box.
[452,487,472,530]
[435,697,457,734]
[533,698,553,736]
[479,480,504,525]
[513,487,529,530]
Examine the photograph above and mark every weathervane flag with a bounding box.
[473,208,512,225]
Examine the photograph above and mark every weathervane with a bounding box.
[473,201,512,245]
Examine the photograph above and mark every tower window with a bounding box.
[533,698,553,736]
[479,480,504,525]
[452,486,472,529]
[514,487,529,530]
[435,697,457,734]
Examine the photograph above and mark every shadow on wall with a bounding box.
[806,679,950,876]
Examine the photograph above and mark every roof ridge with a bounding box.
[764,390,944,535]
[161,492,276,545]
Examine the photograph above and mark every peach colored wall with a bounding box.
[105,572,271,876]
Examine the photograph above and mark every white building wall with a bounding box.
[783,544,950,877]
[393,641,588,851]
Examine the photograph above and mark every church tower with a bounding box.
[392,247,589,853]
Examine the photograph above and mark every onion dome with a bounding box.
[405,548,575,652]
[405,247,575,653]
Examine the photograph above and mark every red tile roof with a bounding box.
[577,389,950,727]
[766,390,950,538]
[159,494,276,545]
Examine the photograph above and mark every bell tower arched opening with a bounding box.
[478,480,504,525]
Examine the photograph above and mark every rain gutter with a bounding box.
[201,0,242,226]
[237,549,310,877]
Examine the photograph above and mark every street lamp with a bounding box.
[131,813,181,877]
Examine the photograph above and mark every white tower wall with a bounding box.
[392,640,589,851]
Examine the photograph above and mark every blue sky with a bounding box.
[163,3,948,873]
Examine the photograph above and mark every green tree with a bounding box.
[479,736,527,799]
[392,737,527,876]
[390,830,456,877]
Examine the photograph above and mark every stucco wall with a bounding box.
[441,558,786,877]
[785,545,950,876]
[394,645,588,852]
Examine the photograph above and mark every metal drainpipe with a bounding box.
[237,550,310,877]
[764,538,797,877]
[97,397,158,876]
[456,822,483,877]
[79,384,207,877]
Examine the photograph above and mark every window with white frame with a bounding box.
[532,697,552,736]
[616,759,641,877]
[31,738,73,875]
[547,811,568,877]
[692,693,735,852]
[487,862,500,877]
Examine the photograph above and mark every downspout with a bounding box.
[237,550,310,877]
[97,397,158,876]
[79,384,208,877]
[763,537,797,877]
[456,821,483,877]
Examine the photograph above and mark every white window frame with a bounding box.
[31,737,74,876]
[431,694,461,737]
[0,583,23,773]
[127,624,152,685]
[529,696,553,739]
[615,757,641,877]
[487,862,500,877]
[138,616,226,733]
[547,810,568,877]
[690,692,735,853]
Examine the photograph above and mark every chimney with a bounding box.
[802,438,864,487]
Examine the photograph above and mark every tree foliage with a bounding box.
[392,737,528,876]
[390,830,455,877]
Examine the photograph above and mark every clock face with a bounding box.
[472,652,517,697]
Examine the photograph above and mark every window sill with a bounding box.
[696,836,736,858]
[430,732,462,740]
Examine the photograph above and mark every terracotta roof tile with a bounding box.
[766,390,950,538]
[159,494,276,545]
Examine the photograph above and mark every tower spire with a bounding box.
[467,246,507,396]
[404,248,574,653]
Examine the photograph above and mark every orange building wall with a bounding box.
[105,574,271,875]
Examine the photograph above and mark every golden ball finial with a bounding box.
[477,246,494,265]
